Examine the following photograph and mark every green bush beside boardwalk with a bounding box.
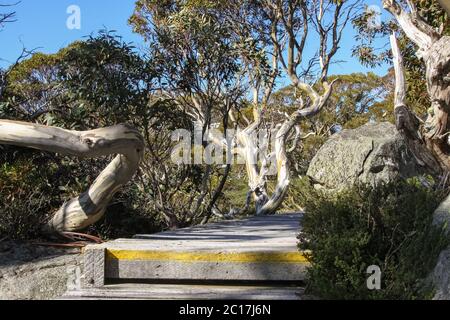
[297,178,449,299]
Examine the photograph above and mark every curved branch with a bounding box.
[293,79,338,122]
[287,125,301,153]
[0,120,144,233]
[383,0,438,51]
[256,80,337,216]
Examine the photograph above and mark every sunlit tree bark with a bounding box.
[0,120,144,233]
[227,0,357,215]
[384,0,450,171]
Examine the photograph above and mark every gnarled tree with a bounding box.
[226,0,360,215]
[0,120,144,233]
[130,0,245,226]
[1,33,150,234]
[390,33,441,174]
[383,0,450,172]
[131,0,361,217]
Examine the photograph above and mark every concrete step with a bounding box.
[61,283,305,300]
[81,214,308,287]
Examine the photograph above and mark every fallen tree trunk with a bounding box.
[0,120,144,233]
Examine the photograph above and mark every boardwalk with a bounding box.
[63,213,307,300]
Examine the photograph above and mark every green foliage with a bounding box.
[352,4,393,68]
[416,0,449,30]
[1,31,153,128]
[353,0,449,120]
[86,184,163,239]
[329,73,391,128]
[0,32,164,239]
[285,135,328,177]
[0,29,234,234]
[297,178,449,299]
[0,145,163,240]
[270,72,392,131]
[130,0,243,90]
[1,51,65,121]
[219,167,255,215]
[353,0,449,68]
[0,151,56,239]
[0,145,103,239]
[129,1,253,226]
[58,31,154,128]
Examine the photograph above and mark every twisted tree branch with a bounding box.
[0,120,144,233]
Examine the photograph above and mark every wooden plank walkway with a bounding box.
[63,284,305,300]
[62,213,307,300]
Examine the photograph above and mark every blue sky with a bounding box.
[0,0,142,67]
[0,0,390,79]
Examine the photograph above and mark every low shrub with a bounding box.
[0,148,60,239]
[0,146,162,240]
[297,178,449,299]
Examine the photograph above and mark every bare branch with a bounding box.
[382,0,438,51]
[390,33,406,109]
[0,1,20,27]
[293,78,338,121]
[312,0,362,81]
[287,125,301,153]
[390,33,420,140]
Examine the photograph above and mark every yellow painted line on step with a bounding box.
[106,250,309,264]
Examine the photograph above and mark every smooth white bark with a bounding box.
[232,79,336,216]
[0,120,144,233]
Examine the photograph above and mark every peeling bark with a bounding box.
[0,120,144,233]
[390,34,442,174]
[384,0,450,172]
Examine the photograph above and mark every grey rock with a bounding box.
[0,241,82,300]
[430,195,450,300]
[307,122,431,191]
[306,122,450,299]
[430,247,450,300]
